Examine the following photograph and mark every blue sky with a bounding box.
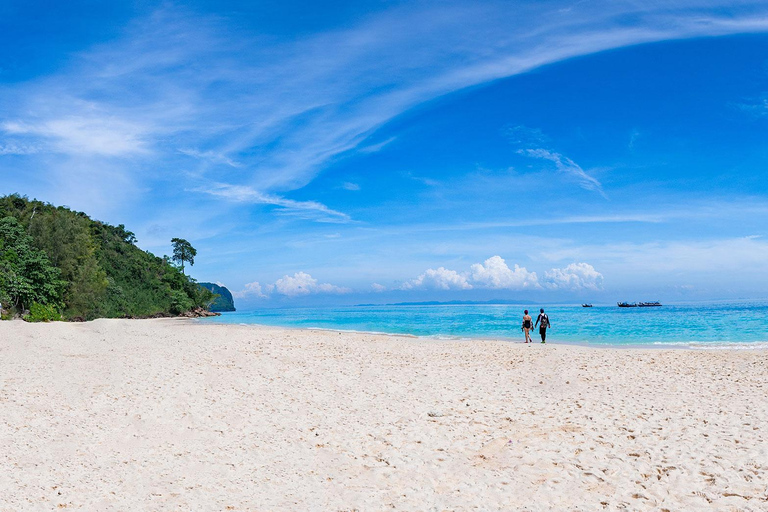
[2,0,768,307]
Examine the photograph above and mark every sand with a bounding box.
[1,318,767,511]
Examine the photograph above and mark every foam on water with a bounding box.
[199,300,768,349]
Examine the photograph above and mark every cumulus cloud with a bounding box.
[233,272,350,298]
[401,267,472,290]
[272,272,350,297]
[403,256,537,291]
[236,260,602,298]
[402,256,602,292]
[469,255,539,289]
[543,262,604,290]
[231,281,268,299]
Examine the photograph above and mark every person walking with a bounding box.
[521,310,533,343]
[535,308,551,343]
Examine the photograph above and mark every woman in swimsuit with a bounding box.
[522,309,533,343]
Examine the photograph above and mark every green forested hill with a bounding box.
[0,194,214,321]
[199,282,236,312]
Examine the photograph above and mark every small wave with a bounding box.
[427,335,474,341]
[651,341,768,350]
[306,326,418,338]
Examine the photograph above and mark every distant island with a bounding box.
[199,282,236,312]
[0,194,218,321]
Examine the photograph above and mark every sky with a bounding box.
[2,0,768,307]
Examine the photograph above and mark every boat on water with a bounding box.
[617,301,662,307]
[582,304,593,308]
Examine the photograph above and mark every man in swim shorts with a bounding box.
[535,308,551,343]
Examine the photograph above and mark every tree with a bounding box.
[171,238,196,275]
[0,216,64,312]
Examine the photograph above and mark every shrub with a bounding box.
[169,289,193,315]
[24,302,60,322]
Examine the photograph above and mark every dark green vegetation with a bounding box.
[199,282,236,312]
[171,237,196,274]
[0,195,214,321]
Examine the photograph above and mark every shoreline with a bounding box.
[195,317,768,351]
[2,318,766,510]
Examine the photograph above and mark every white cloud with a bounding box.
[342,182,360,191]
[543,262,604,290]
[358,136,397,153]
[233,273,349,298]
[193,182,350,223]
[4,1,766,207]
[179,148,241,167]
[401,256,604,292]
[402,267,472,290]
[403,171,440,187]
[517,148,605,196]
[3,117,149,156]
[469,255,539,289]
[272,272,350,297]
[544,237,768,279]
[505,125,548,146]
[232,281,268,299]
[736,96,768,117]
[371,283,386,292]
[0,141,41,155]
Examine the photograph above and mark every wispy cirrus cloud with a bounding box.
[506,124,605,196]
[178,148,241,168]
[517,148,606,197]
[358,136,397,154]
[191,182,350,223]
[2,117,149,156]
[3,0,768,218]
[0,141,41,155]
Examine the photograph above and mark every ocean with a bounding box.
[198,300,768,349]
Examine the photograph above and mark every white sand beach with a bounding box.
[1,318,767,511]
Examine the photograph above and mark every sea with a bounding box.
[198,300,768,349]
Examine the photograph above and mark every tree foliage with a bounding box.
[171,237,196,274]
[0,216,65,312]
[0,194,214,320]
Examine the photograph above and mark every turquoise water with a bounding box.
[199,301,768,349]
